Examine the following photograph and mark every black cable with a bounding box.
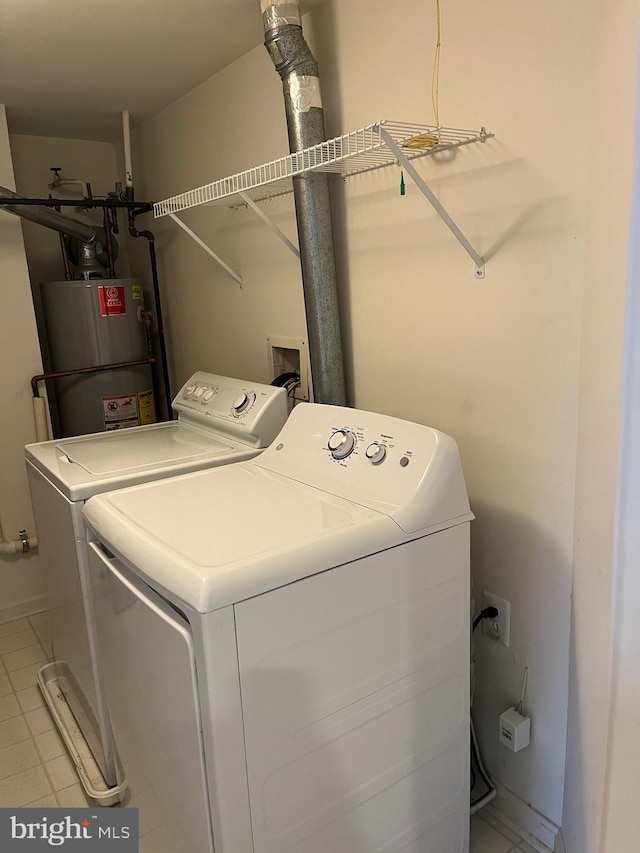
[470,607,500,813]
[472,606,499,633]
[271,372,300,387]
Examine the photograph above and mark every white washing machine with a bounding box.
[83,403,473,853]
[25,372,288,803]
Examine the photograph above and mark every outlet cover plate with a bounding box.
[482,590,511,647]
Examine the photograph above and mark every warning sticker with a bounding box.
[102,394,140,430]
[131,283,143,301]
[98,285,127,316]
[138,389,156,425]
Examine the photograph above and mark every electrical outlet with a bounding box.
[482,590,511,647]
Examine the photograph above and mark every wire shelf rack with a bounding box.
[153,120,493,217]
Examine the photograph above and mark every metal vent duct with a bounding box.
[261,0,346,406]
[0,184,96,244]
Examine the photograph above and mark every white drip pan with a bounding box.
[37,662,127,806]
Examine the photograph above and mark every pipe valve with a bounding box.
[19,530,31,553]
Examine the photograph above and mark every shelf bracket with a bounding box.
[168,214,243,286]
[380,128,486,279]
[238,192,300,259]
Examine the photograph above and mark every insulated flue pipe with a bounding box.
[261,0,346,405]
[0,185,97,244]
[33,396,49,442]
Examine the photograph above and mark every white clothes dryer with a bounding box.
[25,372,288,803]
[84,403,473,852]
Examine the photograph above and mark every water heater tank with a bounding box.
[39,278,156,437]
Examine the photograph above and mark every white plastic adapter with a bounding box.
[499,707,530,752]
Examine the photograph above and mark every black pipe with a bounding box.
[0,197,153,210]
[128,214,173,420]
[102,208,116,278]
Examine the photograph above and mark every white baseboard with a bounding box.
[486,782,560,852]
[554,830,567,853]
[0,593,47,624]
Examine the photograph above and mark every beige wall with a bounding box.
[0,106,45,617]
[130,45,304,390]
[129,1,638,846]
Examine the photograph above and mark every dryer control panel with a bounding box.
[254,403,473,535]
[173,372,288,448]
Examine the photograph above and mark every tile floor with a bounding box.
[470,810,549,853]
[0,612,93,809]
[0,610,549,852]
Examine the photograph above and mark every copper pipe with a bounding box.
[31,358,156,397]
[58,233,73,280]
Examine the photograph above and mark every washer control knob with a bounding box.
[328,430,356,460]
[203,389,215,401]
[194,386,205,398]
[185,384,196,396]
[365,442,387,465]
[233,392,254,414]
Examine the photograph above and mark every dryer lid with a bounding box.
[84,463,400,614]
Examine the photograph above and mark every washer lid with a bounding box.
[84,463,402,614]
[25,422,243,502]
[59,423,231,475]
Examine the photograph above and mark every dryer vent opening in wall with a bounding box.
[267,335,312,402]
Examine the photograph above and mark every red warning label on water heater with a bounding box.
[102,394,140,430]
[98,285,126,316]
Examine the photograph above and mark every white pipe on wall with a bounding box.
[33,396,49,443]
[0,520,37,555]
[123,110,133,188]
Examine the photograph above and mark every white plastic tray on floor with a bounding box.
[37,661,127,806]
